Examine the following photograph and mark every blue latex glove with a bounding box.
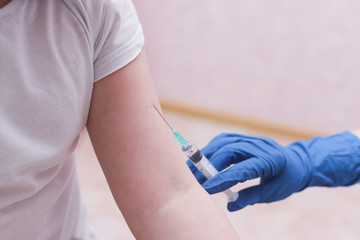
[187,132,360,211]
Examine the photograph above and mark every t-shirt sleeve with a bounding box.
[88,0,144,82]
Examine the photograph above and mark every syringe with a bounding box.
[153,105,238,202]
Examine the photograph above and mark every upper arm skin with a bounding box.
[86,51,240,239]
[353,130,360,140]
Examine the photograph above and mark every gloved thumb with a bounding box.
[202,157,275,194]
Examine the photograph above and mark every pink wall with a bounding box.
[133,0,360,134]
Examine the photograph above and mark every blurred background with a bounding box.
[77,0,360,239]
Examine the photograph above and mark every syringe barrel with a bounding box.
[182,141,238,202]
[181,141,202,163]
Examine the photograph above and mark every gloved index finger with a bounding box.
[186,159,208,184]
[205,140,269,173]
[203,156,281,193]
[201,133,248,159]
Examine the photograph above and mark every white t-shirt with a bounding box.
[0,0,144,239]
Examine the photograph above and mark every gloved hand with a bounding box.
[187,132,360,211]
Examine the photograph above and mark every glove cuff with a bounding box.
[291,131,360,188]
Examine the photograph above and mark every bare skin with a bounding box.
[87,50,241,239]
[353,129,360,139]
[0,0,11,9]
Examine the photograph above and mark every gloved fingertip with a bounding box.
[226,186,262,211]
[186,160,197,174]
[227,200,246,212]
[203,186,217,195]
[194,171,207,184]
[201,182,212,193]
[202,178,238,194]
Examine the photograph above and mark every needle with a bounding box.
[153,104,175,132]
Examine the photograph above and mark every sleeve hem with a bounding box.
[93,42,144,82]
[93,18,145,82]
